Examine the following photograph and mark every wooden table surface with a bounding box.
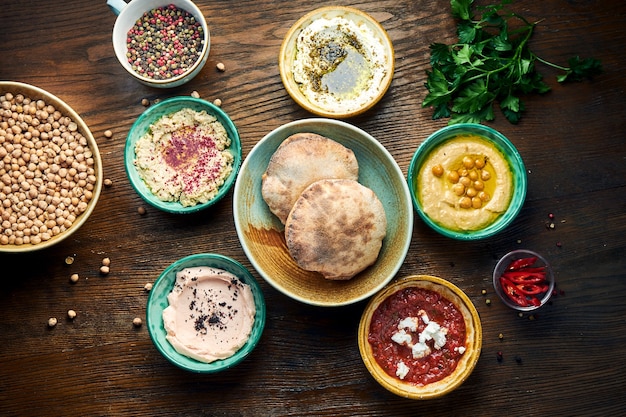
[1,0,625,415]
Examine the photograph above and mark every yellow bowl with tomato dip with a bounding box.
[358,275,482,399]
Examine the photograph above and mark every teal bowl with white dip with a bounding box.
[146,253,266,373]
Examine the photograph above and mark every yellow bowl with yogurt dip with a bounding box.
[279,6,395,118]
[407,124,527,240]
[146,253,266,373]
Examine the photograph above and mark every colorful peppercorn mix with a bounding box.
[126,4,205,80]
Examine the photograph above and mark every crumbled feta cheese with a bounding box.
[411,342,431,359]
[392,315,449,361]
[396,360,410,380]
[455,346,466,354]
[398,317,419,332]
[391,329,413,346]
[419,310,430,324]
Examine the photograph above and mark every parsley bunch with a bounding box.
[423,0,602,124]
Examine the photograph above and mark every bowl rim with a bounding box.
[111,0,211,87]
[124,96,242,214]
[407,123,527,240]
[233,117,413,307]
[358,274,483,399]
[492,249,555,311]
[0,81,103,253]
[278,5,395,118]
[145,253,266,373]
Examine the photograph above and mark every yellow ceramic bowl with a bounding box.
[279,6,394,118]
[233,118,413,307]
[358,275,482,399]
[0,82,103,253]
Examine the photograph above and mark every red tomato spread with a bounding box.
[368,287,467,385]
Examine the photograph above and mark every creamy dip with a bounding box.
[292,16,389,113]
[162,266,256,363]
[134,108,233,207]
[417,134,513,231]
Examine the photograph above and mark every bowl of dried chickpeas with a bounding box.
[0,81,103,252]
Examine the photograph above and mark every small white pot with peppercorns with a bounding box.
[108,0,210,88]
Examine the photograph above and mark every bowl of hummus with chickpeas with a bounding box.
[0,81,103,252]
[407,124,527,240]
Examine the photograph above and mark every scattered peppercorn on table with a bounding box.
[1,0,625,416]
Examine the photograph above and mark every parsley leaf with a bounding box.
[423,0,603,124]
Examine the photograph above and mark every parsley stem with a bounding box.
[534,55,569,72]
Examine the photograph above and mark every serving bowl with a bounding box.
[493,249,555,311]
[233,118,413,307]
[108,0,210,88]
[0,81,103,253]
[124,96,241,214]
[146,253,266,373]
[407,123,526,240]
[279,6,394,118]
[358,275,482,399]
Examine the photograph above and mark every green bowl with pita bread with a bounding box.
[233,118,413,307]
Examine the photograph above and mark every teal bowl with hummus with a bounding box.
[124,96,241,213]
[146,253,266,373]
[407,124,527,240]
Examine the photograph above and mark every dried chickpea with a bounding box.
[0,92,96,247]
[48,317,58,327]
[100,265,110,275]
[216,62,225,72]
[67,309,77,320]
[133,317,143,327]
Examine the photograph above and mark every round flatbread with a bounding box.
[285,179,387,280]
[261,133,359,224]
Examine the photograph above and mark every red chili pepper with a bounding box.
[527,296,541,307]
[502,271,546,284]
[515,283,549,295]
[499,276,528,307]
[507,256,538,270]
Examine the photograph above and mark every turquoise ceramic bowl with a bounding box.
[124,97,241,213]
[233,118,413,307]
[146,253,266,373]
[407,124,526,240]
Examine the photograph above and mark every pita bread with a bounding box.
[284,179,387,280]
[261,133,359,224]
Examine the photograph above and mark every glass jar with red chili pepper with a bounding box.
[492,249,555,311]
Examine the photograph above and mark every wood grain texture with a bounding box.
[1,0,625,416]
